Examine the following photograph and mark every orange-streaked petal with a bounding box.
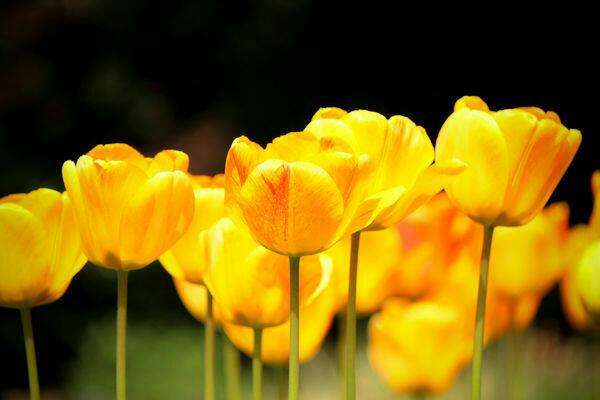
[499,120,581,225]
[238,160,344,255]
[87,143,144,161]
[119,171,194,270]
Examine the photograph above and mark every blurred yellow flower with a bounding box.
[436,96,581,227]
[204,217,332,328]
[326,228,402,315]
[576,241,600,315]
[308,108,465,231]
[62,143,195,270]
[224,132,376,256]
[368,299,472,394]
[222,283,337,365]
[0,189,87,308]
[160,175,225,284]
[173,278,223,324]
[394,193,480,298]
[561,171,600,331]
[490,203,569,299]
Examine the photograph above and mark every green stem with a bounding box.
[346,231,361,400]
[205,289,215,400]
[224,336,241,400]
[20,308,40,400]
[116,270,128,400]
[289,256,300,400]
[509,329,522,400]
[253,328,263,400]
[277,366,288,400]
[471,225,495,400]
[337,313,347,400]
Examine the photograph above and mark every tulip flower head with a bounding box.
[368,299,472,394]
[0,189,87,308]
[160,174,225,284]
[224,131,377,256]
[576,241,600,317]
[308,108,465,231]
[561,171,600,331]
[204,217,332,328]
[62,143,195,270]
[436,96,581,227]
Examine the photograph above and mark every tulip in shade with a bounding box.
[576,241,600,316]
[160,174,224,284]
[0,188,87,400]
[368,299,472,395]
[0,189,87,308]
[173,278,223,324]
[204,218,332,329]
[62,143,195,400]
[561,171,600,331]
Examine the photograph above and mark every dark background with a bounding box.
[0,0,598,394]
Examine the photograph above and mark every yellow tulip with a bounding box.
[560,171,600,331]
[224,132,377,256]
[173,278,223,324]
[204,217,332,328]
[0,189,87,308]
[308,108,465,231]
[436,96,581,227]
[368,299,472,394]
[490,203,569,299]
[576,240,600,315]
[62,143,195,270]
[160,175,224,284]
[222,283,336,365]
[326,228,402,315]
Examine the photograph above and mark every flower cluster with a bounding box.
[1,96,590,400]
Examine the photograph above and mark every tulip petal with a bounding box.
[368,159,466,230]
[340,110,389,165]
[87,143,144,161]
[311,106,348,121]
[375,116,434,191]
[147,149,190,174]
[239,159,344,255]
[590,170,600,233]
[500,120,581,225]
[454,96,490,112]
[436,109,510,225]
[119,171,194,269]
[304,118,359,154]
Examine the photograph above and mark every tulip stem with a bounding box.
[471,225,495,400]
[205,289,215,400]
[224,336,242,400]
[508,329,522,400]
[289,256,300,400]
[337,313,347,400]
[346,231,361,400]
[253,328,263,400]
[20,308,40,400]
[116,270,128,400]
